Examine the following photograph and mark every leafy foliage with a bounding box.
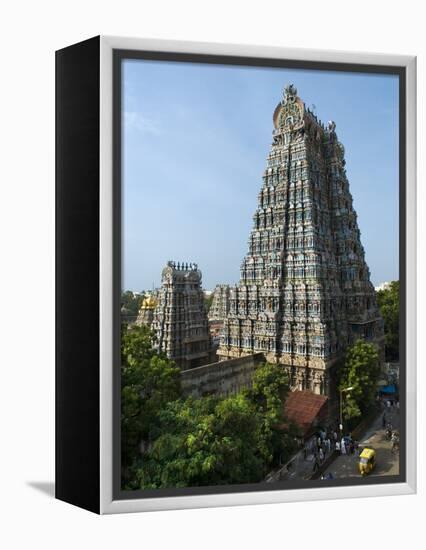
[121,290,144,320]
[204,292,214,312]
[339,340,381,421]
[248,361,290,421]
[124,362,299,490]
[130,394,269,488]
[376,280,399,361]
[245,363,299,464]
[121,324,181,474]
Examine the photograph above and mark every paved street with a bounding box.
[268,435,335,482]
[324,407,400,479]
[267,405,400,483]
[285,443,333,481]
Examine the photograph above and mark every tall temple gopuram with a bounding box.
[217,84,384,396]
[152,261,212,370]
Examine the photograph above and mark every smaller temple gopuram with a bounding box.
[135,292,158,328]
[152,261,212,370]
[208,284,231,322]
[208,284,231,349]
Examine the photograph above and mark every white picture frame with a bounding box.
[56,35,417,514]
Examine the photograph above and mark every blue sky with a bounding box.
[122,59,399,291]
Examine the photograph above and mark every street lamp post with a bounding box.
[339,386,354,435]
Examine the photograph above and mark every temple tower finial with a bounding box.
[283,83,298,104]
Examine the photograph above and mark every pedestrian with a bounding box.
[335,440,340,453]
[317,435,322,449]
[326,438,331,454]
[350,441,355,455]
[340,438,346,455]
[319,448,324,462]
[333,431,337,441]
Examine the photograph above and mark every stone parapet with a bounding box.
[181,353,264,398]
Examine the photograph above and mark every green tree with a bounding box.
[339,340,381,422]
[204,292,214,312]
[121,290,144,320]
[121,324,181,476]
[245,362,299,464]
[376,280,399,361]
[126,363,298,490]
[247,362,290,421]
[131,394,268,488]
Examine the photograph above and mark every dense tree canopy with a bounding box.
[130,394,273,488]
[121,333,299,490]
[247,361,290,421]
[339,340,381,422]
[121,324,181,472]
[204,292,214,312]
[245,363,299,464]
[376,280,399,361]
[121,290,144,320]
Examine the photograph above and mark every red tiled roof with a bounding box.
[284,390,329,435]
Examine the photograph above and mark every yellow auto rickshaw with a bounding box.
[358,448,376,476]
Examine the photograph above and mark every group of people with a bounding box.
[382,412,399,453]
[382,398,399,411]
[306,428,360,473]
[335,436,359,456]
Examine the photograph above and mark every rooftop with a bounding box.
[284,390,329,435]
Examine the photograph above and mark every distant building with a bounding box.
[208,284,231,322]
[218,84,384,396]
[207,284,231,350]
[152,261,212,370]
[135,292,158,328]
[120,306,134,324]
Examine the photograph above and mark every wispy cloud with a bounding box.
[124,111,161,136]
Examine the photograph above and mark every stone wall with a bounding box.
[181,353,264,398]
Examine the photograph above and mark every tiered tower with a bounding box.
[218,85,384,395]
[135,292,158,328]
[208,284,231,351]
[153,261,212,370]
[208,284,231,322]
